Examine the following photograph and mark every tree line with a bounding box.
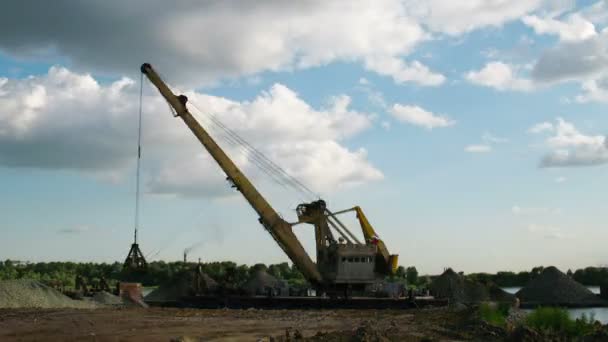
[0,259,309,289]
[1,260,606,289]
[468,266,608,287]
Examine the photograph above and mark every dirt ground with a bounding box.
[0,306,501,341]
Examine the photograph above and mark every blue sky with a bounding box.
[1,1,607,274]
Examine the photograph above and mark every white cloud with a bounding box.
[355,79,388,109]
[464,3,605,96]
[389,104,454,129]
[538,118,608,167]
[464,132,507,153]
[482,132,509,144]
[580,1,608,26]
[575,77,608,103]
[0,1,444,87]
[364,57,445,86]
[404,0,560,35]
[522,13,596,41]
[381,121,391,131]
[532,29,608,84]
[481,48,500,59]
[0,67,383,197]
[465,145,492,153]
[1,1,584,90]
[529,122,554,134]
[466,62,533,91]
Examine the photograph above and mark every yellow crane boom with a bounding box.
[140,63,323,285]
[353,206,399,274]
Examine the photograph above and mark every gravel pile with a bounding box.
[145,277,192,302]
[516,266,604,305]
[244,270,287,296]
[487,283,516,303]
[92,291,123,305]
[146,269,218,302]
[430,269,514,304]
[430,269,467,302]
[0,279,96,309]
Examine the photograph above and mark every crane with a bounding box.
[140,63,398,295]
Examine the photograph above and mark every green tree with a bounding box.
[406,266,418,284]
[395,266,406,279]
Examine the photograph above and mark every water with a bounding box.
[502,287,521,294]
[569,307,608,323]
[501,286,608,324]
[503,286,600,295]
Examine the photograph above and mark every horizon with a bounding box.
[1,1,608,275]
[2,258,605,277]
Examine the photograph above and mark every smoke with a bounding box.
[183,222,224,258]
[184,241,205,255]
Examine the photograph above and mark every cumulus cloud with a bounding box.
[389,104,454,129]
[364,57,445,86]
[532,29,608,84]
[404,0,559,35]
[465,145,492,153]
[0,67,143,174]
[466,62,533,91]
[529,122,554,134]
[482,132,509,144]
[464,3,606,97]
[355,78,388,109]
[0,67,383,197]
[464,132,507,153]
[522,13,596,41]
[1,1,577,88]
[534,118,608,167]
[580,1,608,26]
[0,1,445,87]
[575,77,608,103]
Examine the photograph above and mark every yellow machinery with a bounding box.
[141,63,397,295]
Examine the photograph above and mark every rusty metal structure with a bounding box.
[123,229,147,271]
[141,63,397,296]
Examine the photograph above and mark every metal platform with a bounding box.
[147,296,448,310]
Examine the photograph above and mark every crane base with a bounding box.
[148,295,448,310]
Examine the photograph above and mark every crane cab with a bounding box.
[322,243,377,284]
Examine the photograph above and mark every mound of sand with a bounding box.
[243,270,287,296]
[430,269,467,302]
[145,278,191,302]
[430,269,514,304]
[0,279,96,309]
[92,291,123,305]
[146,269,218,302]
[516,266,603,305]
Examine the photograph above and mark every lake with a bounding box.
[502,286,608,324]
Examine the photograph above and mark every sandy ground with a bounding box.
[0,307,498,341]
